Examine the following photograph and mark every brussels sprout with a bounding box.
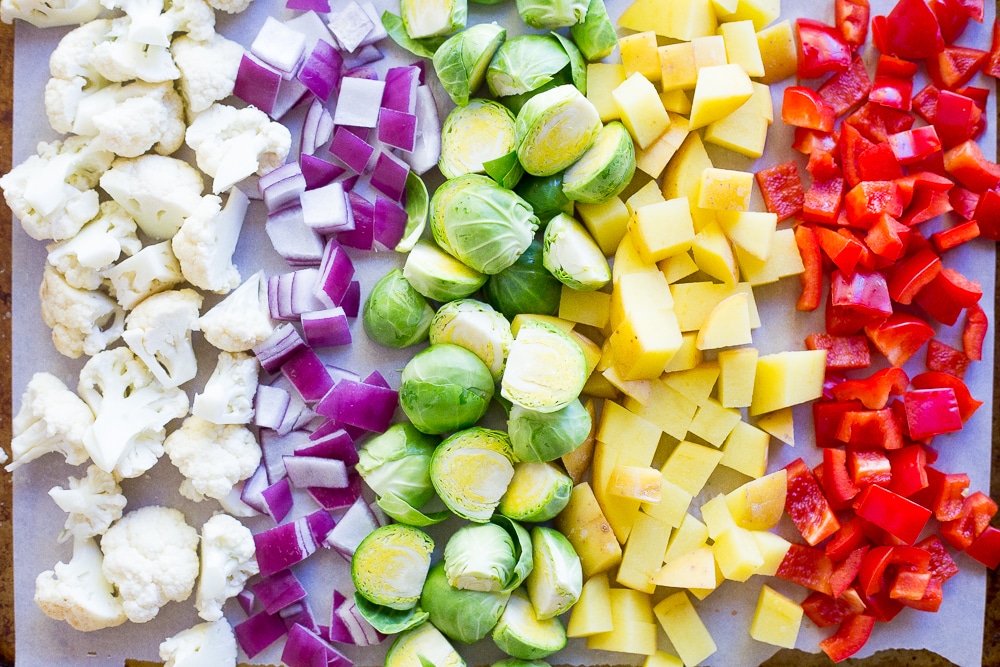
[570,0,618,61]
[515,173,573,224]
[515,0,588,28]
[483,151,524,190]
[430,427,516,522]
[561,121,635,204]
[421,562,510,644]
[400,0,467,39]
[354,593,429,634]
[542,213,611,290]
[443,522,516,592]
[403,239,488,303]
[399,344,495,435]
[357,423,439,514]
[439,100,518,180]
[363,269,435,348]
[524,526,582,619]
[352,524,435,610]
[515,85,602,177]
[498,461,573,522]
[385,622,466,667]
[550,32,586,95]
[430,299,513,381]
[492,589,567,660]
[433,23,506,106]
[377,492,451,527]
[431,174,494,256]
[482,238,562,320]
[507,399,591,463]
[433,177,539,275]
[397,171,430,252]
[487,35,570,98]
[492,660,552,667]
[497,76,569,116]
[382,11,448,58]
[501,318,587,413]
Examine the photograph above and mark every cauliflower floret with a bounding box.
[40,264,125,359]
[35,535,128,632]
[102,0,215,45]
[123,288,203,388]
[192,351,259,425]
[100,505,199,623]
[185,103,291,194]
[160,618,238,667]
[1,0,102,26]
[164,415,260,502]
[172,187,248,294]
[195,514,257,621]
[7,371,93,472]
[44,19,114,133]
[89,18,181,83]
[104,240,184,310]
[48,465,127,542]
[199,271,275,352]
[78,347,190,478]
[100,154,206,239]
[171,32,243,116]
[205,0,250,14]
[80,80,186,157]
[0,135,113,241]
[47,201,141,291]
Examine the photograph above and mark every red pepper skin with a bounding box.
[889,570,931,600]
[954,0,984,21]
[831,546,869,598]
[815,226,863,275]
[826,517,869,562]
[903,388,963,439]
[858,584,905,622]
[847,448,893,486]
[925,339,970,379]
[854,485,933,545]
[839,123,875,187]
[832,269,893,317]
[846,102,915,144]
[756,161,804,222]
[819,614,877,663]
[940,491,998,550]
[926,46,989,90]
[865,313,935,367]
[912,84,941,124]
[831,367,909,410]
[934,90,979,148]
[783,86,837,132]
[845,181,904,227]
[931,220,980,252]
[785,458,842,545]
[877,54,920,79]
[887,445,929,497]
[818,56,873,117]
[910,371,983,422]
[815,400,867,448]
[869,74,913,111]
[796,18,853,79]
[880,0,945,60]
[895,170,955,207]
[865,214,911,261]
[948,186,980,219]
[962,302,987,361]
[915,267,982,328]
[927,0,972,44]
[943,139,1000,192]
[965,525,1000,568]
[887,126,943,165]
[899,189,954,227]
[815,461,856,512]
[804,177,846,225]
[886,248,942,305]
[927,470,973,521]
[823,448,862,506]
[777,542,835,595]
[807,148,843,181]
[794,225,823,312]
[802,591,866,628]
[972,188,1000,239]
[916,535,960,580]
[858,143,905,182]
[986,19,1000,79]
[807,333,872,370]
[793,127,839,154]
[836,0,870,47]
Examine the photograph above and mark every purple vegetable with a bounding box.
[286,0,330,10]
[237,588,257,616]
[260,429,314,483]
[402,85,441,175]
[234,54,281,114]
[302,307,352,348]
[272,77,311,121]
[297,426,357,464]
[305,509,338,544]
[255,384,291,430]
[341,44,384,70]
[298,39,343,102]
[343,65,380,81]
[382,66,420,114]
[314,379,398,433]
[327,0,374,53]
[301,99,336,156]
[292,268,326,316]
[301,154,346,190]
[337,192,374,250]
[329,126,374,174]
[252,568,308,615]
[373,196,407,250]
[308,472,363,511]
[265,204,325,266]
[334,596,384,646]
[251,16,307,77]
[377,108,417,151]
[369,151,409,202]
[333,77,385,127]
[240,463,270,514]
[253,323,307,374]
[282,623,353,667]
[234,609,288,659]
[363,370,390,389]
[322,495,378,557]
[301,181,353,235]
[261,477,294,522]
[326,593,355,644]
[324,365,362,386]
[259,162,306,213]
[341,281,361,318]
[340,174,360,192]
[314,240,355,308]
[281,347,335,403]
[284,455,349,489]
[255,515,321,577]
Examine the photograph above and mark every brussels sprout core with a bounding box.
[439,100,518,180]
[431,428,516,522]
[400,0,467,39]
[515,0,588,29]
[515,85,602,177]
[541,213,611,291]
[352,524,435,610]
[501,319,587,413]
[444,523,517,592]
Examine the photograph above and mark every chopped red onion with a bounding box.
[340,174,360,192]
[337,192,374,250]
[298,40,343,104]
[234,54,282,114]
[251,17,307,78]
[239,463,270,514]
[261,477,294,522]
[282,623,353,667]
[309,471,363,511]
[302,181,354,235]
[322,496,377,558]
[305,509,338,544]
[281,601,319,635]
[293,268,326,315]
[302,307,352,348]
[260,428,313,483]
[327,0,374,53]
[369,500,390,527]
[343,65,380,81]
[260,162,306,213]
[409,59,427,84]
[219,480,262,518]
[362,369,390,390]
[329,127,374,175]
[315,378,398,433]
[314,240,355,308]
[252,568,308,615]
[324,365,362,386]
[284,10,336,52]
[296,427,358,466]
[266,204,326,266]
[357,2,387,46]
[377,108,417,152]
[326,591,355,645]
[373,195,407,250]
[301,154,346,190]
[402,85,441,175]
[254,323,307,374]
[255,384,291,430]
[237,588,257,616]
[255,515,321,577]
[282,346,335,402]
[235,610,288,659]
[268,273,295,321]
[272,77,311,121]
[301,99,336,156]
[382,66,420,114]
[370,151,409,202]
[334,596,384,646]
[284,455,349,489]
[341,44,384,70]
[286,0,330,11]
[341,281,360,318]
[333,77,385,127]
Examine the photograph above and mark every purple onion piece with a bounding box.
[340,174,360,192]
[282,623,352,667]
[314,379,398,433]
[281,346,334,403]
[302,307,352,348]
[260,428,314,484]
[329,126,374,174]
[341,281,361,318]
[305,509,337,545]
[409,59,427,84]
[261,477,294,523]
[308,472,363,511]
[334,597,384,646]
[327,0,374,53]
[234,610,288,659]
[337,192,374,250]
[333,76,385,127]
[376,108,417,151]
[322,495,378,557]
[298,39,343,103]
[283,455,349,489]
[325,365,362,386]
[341,44,383,70]
[301,181,354,235]
[255,384,291,430]
[313,240,355,308]
[272,77,311,121]
[286,0,330,10]
[237,588,257,616]
[297,426,357,464]
[281,601,319,635]
[301,154,346,190]
[369,151,409,202]
[234,54,281,114]
[362,370,390,390]
[373,195,407,250]
[239,463,270,514]
[250,16,307,76]
[343,65,380,81]
[266,204,325,266]
[291,268,326,316]
[382,66,420,114]
[252,568,308,615]
[255,515,321,578]
[253,323,307,374]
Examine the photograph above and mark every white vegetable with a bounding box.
[164,415,261,502]
[48,464,127,542]
[100,0,216,46]
[192,351,259,425]
[194,514,258,622]
[198,271,275,352]
[90,17,181,83]
[74,80,186,157]
[159,618,238,667]
[1,0,102,27]
[172,187,248,294]
[43,19,114,133]
[122,288,203,388]
[7,371,93,472]
[170,32,244,115]
[104,240,185,310]
[34,535,127,632]
[46,201,141,291]
[39,264,126,359]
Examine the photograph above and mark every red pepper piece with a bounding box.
[899,189,954,227]
[886,248,941,305]
[802,591,866,628]
[880,0,945,60]
[948,186,979,219]
[785,458,842,545]
[985,19,1000,78]
[916,534,960,580]
[783,86,837,132]
[794,225,823,312]
[887,126,943,165]
[845,181,903,227]
[820,614,877,663]
[930,470,973,521]
[865,214,911,261]
[972,188,1000,239]
[941,491,998,550]
[839,123,874,187]
[903,388,963,439]
[815,461,855,512]
[847,448,893,485]
[953,0,984,21]
[926,46,989,90]
[895,170,955,208]
[887,445,929,498]
[857,143,904,182]
[807,148,843,180]
[931,220,980,252]
[826,517,869,562]
[845,102,915,144]
[831,269,893,318]
[755,161,804,222]
[957,85,990,110]
[917,267,983,325]
[823,448,862,506]
[910,371,983,422]
[927,0,972,44]
[889,570,931,600]
[815,399,867,448]
[865,313,935,367]
[912,84,940,124]
[792,127,839,154]
[777,542,835,594]
[904,575,944,612]
[877,54,920,79]
[965,525,1000,568]
[934,90,979,148]
[854,486,933,545]
[814,226,862,275]
[818,56,872,117]
[943,139,1000,192]
[842,228,878,269]
[831,367,909,410]
[831,546,869,598]
[804,177,846,225]
[962,302,988,361]
[796,18,853,79]
[836,0,870,47]
[868,75,913,111]
[926,339,970,379]
[806,333,872,370]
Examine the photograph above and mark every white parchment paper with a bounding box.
[10,0,997,665]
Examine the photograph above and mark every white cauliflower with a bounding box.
[81,81,186,157]
[100,505,200,623]
[99,154,206,240]
[159,618,238,667]
[192,351,258,425]
[205,0,250,13]
[44,19,114,133]
[102,0,215,45]
[1,0,101,27]
[39,264,125,359]
[35,535,128,632]
[0,135,113,241]
[89,17,181,83]
[172,187,247,294]
[195,514,257,622]
[104,240,184,310]
[198,271,275,352]
[7,371,93,472]
[47,201,141,291]
[77,347,190,478]
[171,32,243,116]
[122,288,203,388]
[163,415,260,502]
[184,103,291,194]
[48,464,127,542]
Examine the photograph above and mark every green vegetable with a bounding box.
[385,622,466,667]
[515,85,601,177]
[492,660,552,667]
[382,11,448,58]
[420,562,510,644]
[491,589,567,660]
[352,524,435,610]
[515,0,588,28]
[399,344,496,435]
[397,171,430,252]
[429,299,513,381]
[439,99,518,180]
[357,423,440,524]
[501,318,587,413]
[400,0,467,39]
[550,32,587,95]
[524,526,582,619]
[497,76,569,115]
[541,212,611,291]
[433,23,506,106]
[507,399,591,463]
[515,173,573,224]
[443,522,517,592]
[486,35,570,98]
[570,0,618,61]
[362,269,434,348]
[561,121,635,204]
[498,461,573,522]
[353,593,429,634]
[377,492,451,527]
[483,150,525,190]
[403,239,488,303]
[482,238,562,320]
[430,427,516,522]
[430,174,494,256]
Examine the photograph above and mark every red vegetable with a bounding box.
[794,225,823,311]
[925,339,970,378]
[756,161,805,221]
[796,18,853,79]
[819,614,876,663]
[854,485,933,544]
[817,56,872,117]
[962,302,988,360]
[880,0,944,59]
[777,542,835,594]
[783,86,837,132]
[836,0,871,47]
[904,388,963,439]
[785,458,842,545]
[806,333,871,370]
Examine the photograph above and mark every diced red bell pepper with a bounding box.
[783,86,837,132]
[953,0,984,22]
[806,333,871,370]
[934,90,979,148]
[814,225,862,275]
[777,542,835,594]
[948,186,980,219]
[868,75,913,111]
[801,590,868,628]
[819,614,877,663]
[804,177,846,225]
[815,400,867,448]
[794,225,823,312]
[865,214,911,261]
[818,56,873,117]
[815,461,855,512]
[887,445,929,498]
[927,0,972,44]
[902,575,944,611]
[858,143,905,182]
[889,570,931,600]
[785,458,842,546]
[864,313,935,367]
[756,161,805,222]
[880,0,945,60]
[943,139,1000,192]
[854,485,933,545]
[940,491,998,550]
[845,102,916,144]
[847,448,892,485]
[957,85,989,110]
[926,339,970,379]
[876,54,920,79]
[839,123,875,187]
[895,170,955,206]
[885,248,942,305]
[912,84,940,124]
[926,46,989,90]
[793,127,839,155]
[910,371,982,422]
[903,388,963,439]
[831,269,893,317]
[985,19,1000,79]
[926,469,972,521]
[962,302,987,361]
[857,583,905,621]
[807,148,843,180]
[831,546,869,598]
[845,181,904,227]
[826,516,869,562]
[930,220,980,252]
[887,126,943,165]
[899,189,953,227]
[826,300,885,337]
[964,525,1000,568]
[972,188,1000,239]
[831,367,909,410]
[836,0,870,47]
[916,534,960,581]
[914,267,982,326]
[823,448,862,505]
[842,228,877,269]
[796,18,853,79]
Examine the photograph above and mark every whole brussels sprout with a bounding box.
[363,269,434,348]
[399,344,495,435]
[421,562,510,644]
[433,23,506,106]
[515,173,572,224]
[483,238,562,320]
[515,0,588,29]
[507,399,591,462]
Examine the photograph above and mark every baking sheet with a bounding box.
[9,0,996,665]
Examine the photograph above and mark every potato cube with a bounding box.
[660,440,723,496]
[751,585,804,649]
[691,221,739,285]
[576,196,630,257]
[717,346,759,408]
[610,309,683,381]
[720,420,771,479]
[603,366,661,404]
[711,0,739,18]
[753,81,774,122]
[661,362,720,405]
[752,530,792,575]
[613,234,661,285]
[713,525,764,582]
[717,210,777,260]
[689,561,726,600]
[664,512,709,563]
[666,0,719,40]
[725,469,787,530]
[700,493,737,540]
[688,398,742,447]
[696,292,753,350]
[636,114,691,178]
[662,332,703,373]
[719,20,765,77]
[588,588,658,653]
[729,0,780,30]
[658,251,699,284]
[658,42,698,92]
[749,350,827,415]
[755,406,795,445]
[629,198,697,263]
[610,465,662,502]
[757,19,797,84]
[693,35,727,69]
[651,545,716,589]
[571,330,603,378]
[597,401,662,460]
[644,652,684,667]
[582,372,621,399]
[613,73,672,149]
[698,167,754,211]
[653,592,717,667]
[554,482,623,578]
[641,478,693,528]
[688,64,754,130]
[671,281,761,331]
[620,31,661,82]
[560,286,611,330]
[618,512,673,593]
[625,179,667,216]
[660,131,712,203]
[510,313,574,336]
[611,270,673,331]
[660,88,693,114]
[704,100,768,159]
[737,227,805,286]
[624,381,698,440]
[587,63,627,122]
[567,572,614,637]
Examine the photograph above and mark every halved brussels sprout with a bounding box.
[382,11,448,58]
[430,299,513,381]
[487,35,570,98]
[483,151,525,190]
[354,593,429,634]
[430,427,516,522]
[570,0,618,61]
[399,344,495,435]
[443,522,517,592]
[352,524,435,610]
[482,238,562,320]
[492,660,552,667]
[377,491,451,527]
[542,213,611,290]
[550,32,586,95]
[507,399,591,463]
[498,461,573,522]
[363,269,435,348]
[433,23,506,106]
[498,76,570,116]
[357,423,439,522]
[400,0,467,39]
[403,239,488,303]
[561,121,635,204]
[501,319,587,413]
[515,0,588,28]
[385,621,466,667]
[515,85,601,177]
[524,526,582,619]
[397,171,430,252]
[431,174,494,256]
[492,588,567,660]
[421,562,511,644]
[515,173,573,224]
[439,100,518,180]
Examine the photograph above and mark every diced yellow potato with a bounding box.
[560,286,611,330]
[510,313,575,336]
[749,350,827,416]
[698,167,754,211]
[660,440,723,496]
[610,465,663,503]
[613,73,672,150]
[658,42,698,92]
[603,366,660,403]
[717,210,777,261]
[653,592,717,667]
[571,330,603,377]
[598,336,615,372]
[618,512,673,593]
[611,270,673,331]
[753,81,774,122]
[659,131,716,234]
[598,401,662,460]
[688,64,754,131]
[588,621,659,656]
[711,0,739,18]
[740,227,806,287]
[717,346,758,408]
[703,93,768,158]
[611,586,656,623]
[725,469,786,530]
[755,406,795,445]
[660,88,693,114]
[555,482,623,578]
[625,179,667,216]
[696,292,752,350]
[671,281,761,331]
[652,545,716,589]
[700,493,737,540]
[661,362,720,404]
[624,381,697,440]
[582,371,622,399]
[610,309,683,381]
[729,0,780,30]
[669,0,719,40]
[751,585,804,649]
[641,478,692,528]
[662,332,702,373]
[719,20,765,77]
[692,34,728,69]
[562,398,598,484]
[629,198,697,264]
[620,31,661,82]
[720,420,771,478]
[713,525,764,582]
[691,221,738,285]
[752,530,792,576]
[757,19,797,84]
[688,398,742,447]
[577,196,631,258]
[617,0,671,34]
[688,560,726,600]
[567,572,614,637]
[587,63,627,122]
[645,652,684,667]
[658,251,699,284]
[613,234,662,285]
[636,114,691,179]
[664,512,709,563]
